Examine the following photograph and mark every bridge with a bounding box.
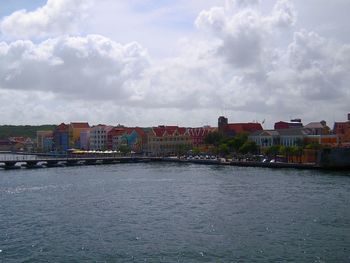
[0,156,162,169]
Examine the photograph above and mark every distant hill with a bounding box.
[0,125,57,139]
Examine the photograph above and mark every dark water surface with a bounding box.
[1,163,349,262]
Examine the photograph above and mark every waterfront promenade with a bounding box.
[0,154,320,170]
[0,155,161,169]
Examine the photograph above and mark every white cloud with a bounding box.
[0,0,349,127]
[0,35,149,101]
[0,0,92,39]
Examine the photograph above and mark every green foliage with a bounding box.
[177,144,191,155]
[290,146,303,156]
[191,147,201,155]
[119,145,131,155]
[279,146,292,155]
[239,141,258,154]
[305,142,322,150]
[227,133,248,152]
[219,143,230,156]
[204,132,255,157]
[204,131,224,146]
[0,125,56,139]
[266,145,281,157]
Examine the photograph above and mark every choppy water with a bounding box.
[0,163,350,262]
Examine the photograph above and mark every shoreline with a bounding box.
[1,155,347,171]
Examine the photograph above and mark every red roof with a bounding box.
[177,127,187,135]
[70,122,90,129]
[152,126,187,137]
[125,127,146,137]
[108,128,126,137]
[226,123,263,134]
[188,127,212,137]
[56,123,69,132]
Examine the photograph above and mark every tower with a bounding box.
[218,116,228,135]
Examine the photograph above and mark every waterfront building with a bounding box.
[69,122,90,149]
[249,130,280,148]
[9,137,34,152]
[304,121,330,135]
[304,134,338,147]
[106,127,146,153]
[124,127,146,153]
[53,123,69,153]
[218,116,263,137]
[36,131,53,152]
[333,113,350,145]
[187,126,214,147]
[250,127,338,150]
[80,130,90,150]
[89,125,112,150]
[274,120,303,130]
[250,128,306,149]
[0,139,15,151]
[144,126,192,156]
[107,127,127,150]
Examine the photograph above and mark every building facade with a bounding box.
[53,123,69,153]
[89,125,112,150]
[333,114,350,145]
[69,122,90,149]
[145,126,192,156]
[187,126,213,147]
[36,130,53,152]
[218,116,263,137]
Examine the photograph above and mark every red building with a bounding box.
[187,127,213,147]
[218,116,263,137]
[274,120,303,130]
[333,113,350,145]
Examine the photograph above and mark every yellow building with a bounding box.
[69,122,90,149]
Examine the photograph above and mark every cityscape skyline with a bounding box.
[0,0,349,127]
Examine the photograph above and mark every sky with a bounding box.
[0,0,349,128]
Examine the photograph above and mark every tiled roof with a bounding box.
[108,128,126,137]
[227,123,263,133]
[304,122,324,129]
[70,122,90,129]
[124,127,146,137]
[187,127,211,137]
[152,126,187,137]
[56,123,69,132]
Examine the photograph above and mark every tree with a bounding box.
[239,141,258,155]
[191,147,201,155]
[305,142,322,150]
[219,144,229,156]
[227,133,248,153]
[119,145,131,155]
[280,146,292,163]
[266,145,280,159]
[204,131,223,146]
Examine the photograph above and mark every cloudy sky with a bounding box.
[0,0,349,128]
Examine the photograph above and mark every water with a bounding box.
[0,163,350,262]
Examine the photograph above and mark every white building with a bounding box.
[89,125,113,150]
